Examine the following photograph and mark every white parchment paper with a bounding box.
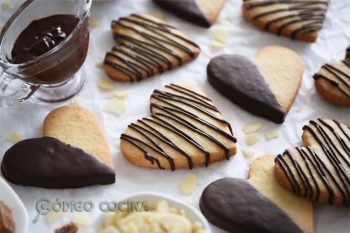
[0,0,350,232]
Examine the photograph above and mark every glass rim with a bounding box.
[0,0,92,70]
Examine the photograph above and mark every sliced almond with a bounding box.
[104,97,126,116]
[264,130,280,140]
[89,17,100,28]
[96,62,104,69]
[46,210,64,224]
[5,132,22,143]
[211,40,225,51]
[71,213,91,227]
[213,29,228,44]
[245,133,261,146]
[150,11,165,20]
[112,90,130,98]
[242,122,263,134]
[1,1,10,10]
[241,148,254,158]
[179,173,198,195]
[98,78,116,91]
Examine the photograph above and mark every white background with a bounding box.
[0,0,350,232]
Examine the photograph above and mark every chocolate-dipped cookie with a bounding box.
[120,84,237,170]
[1,137,115,188]
[249,154,313,233]
[275,119,350,207]
[313,46,350,106]
[200,178,303,233]
[242,0,329,42]
[207,46,303,123]
[153,0,226,27]
[104,14,200,82]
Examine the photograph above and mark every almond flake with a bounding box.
[98,78,116,91]
[5,132,22,143]
[46,210,64,224]
[179,173,198,195]
[1,1,10,10]
[96,62,104,69]
[150,11,165,20]
[245,133,261,146]
[89,17,100,28]
[264,130,280,140]
[211,40,225,51]
[241,148,254,158]
[112,90,130,98]
[242,122,263,134]
[103,97,126,116]
[72,213,91,227]
[213,29,228,44]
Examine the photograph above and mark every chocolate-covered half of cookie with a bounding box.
[207,46,303,123]
[153,0,226,27]
[275,119,350,207]
[120,84,237,170]
[242,0,329,42]
[200,178,303,233]
[1,137,115,189]
[313,47,350,106]
[104,14,201,82]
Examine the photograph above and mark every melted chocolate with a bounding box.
[11,14,79,64]
[153,0,211,27]
[243,0,328,39]
[104,14,200,82]
[1,137,115,188]
[313,59,350,99]
[120,84,236,170]
[207,54,285,123]
[275,119,350,206]
[200,178,303,233]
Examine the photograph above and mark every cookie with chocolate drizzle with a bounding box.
[120,84,237,170]
[242,0,329,42]
[104,14,201,82]
[275,119,350,207]
[314,46,350,106]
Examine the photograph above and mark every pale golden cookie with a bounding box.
[104,14,201,82]
[314,49,350,106]
[275,119,350,206]
[43,105,113,167]
[242,0,328,42]
[249,154,313,233]
[120,84,237,170]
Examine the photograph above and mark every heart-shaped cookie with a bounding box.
[242,0,329,42]
[120,84,237,170]
[1,137,115,188]
[200,178,303,233]
[104,14,201,82]
[44,105,113,167]
[275,119,350,207]
[207,46,303,123]
[249,154,313,233]
[313,46,350,106]
[153,0,226,27]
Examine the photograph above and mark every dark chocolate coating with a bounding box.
[207,54,285,123]
[200,178,303,233]
[1,137,115,189]
[153,0,210,27]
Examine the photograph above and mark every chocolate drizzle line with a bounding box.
[104,14,200,82]
[120,84,236,170]
[275,119,350,206]
[243,0,328,39]
[313,57,350,99]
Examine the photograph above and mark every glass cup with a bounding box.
[0,0,91,107]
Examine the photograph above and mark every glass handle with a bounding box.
[0,71,39,107]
